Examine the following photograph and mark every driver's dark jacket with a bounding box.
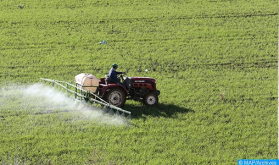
[108,68,123,83]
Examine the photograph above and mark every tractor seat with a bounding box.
[105,76,111,85]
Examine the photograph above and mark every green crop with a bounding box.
[0,0,277,164]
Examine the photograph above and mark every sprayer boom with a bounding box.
[39,78,131,119]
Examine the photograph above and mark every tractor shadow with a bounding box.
[124,103,194,119]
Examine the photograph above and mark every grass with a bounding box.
[0,0,278,164]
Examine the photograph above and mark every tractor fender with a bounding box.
[105,85,129,96]
[154,90,160,96]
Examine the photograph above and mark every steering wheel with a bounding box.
[117,74,124,82]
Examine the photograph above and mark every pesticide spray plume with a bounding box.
[0,83,129,126]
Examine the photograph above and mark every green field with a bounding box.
[0,0,278,164]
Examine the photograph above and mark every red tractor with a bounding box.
[98,74,160,108]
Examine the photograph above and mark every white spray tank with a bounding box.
[75,73,100,93]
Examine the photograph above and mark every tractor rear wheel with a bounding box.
[144,93,158,106]
[106,88,126,108]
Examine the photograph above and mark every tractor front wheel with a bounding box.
[106,88,126,108]
[143,93,158,106]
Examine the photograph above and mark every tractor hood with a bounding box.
[129,77,156,82]
[123,77,159,92]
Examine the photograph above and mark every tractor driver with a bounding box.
[108,63,124,84]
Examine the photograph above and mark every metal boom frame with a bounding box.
[39,78,131,119]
